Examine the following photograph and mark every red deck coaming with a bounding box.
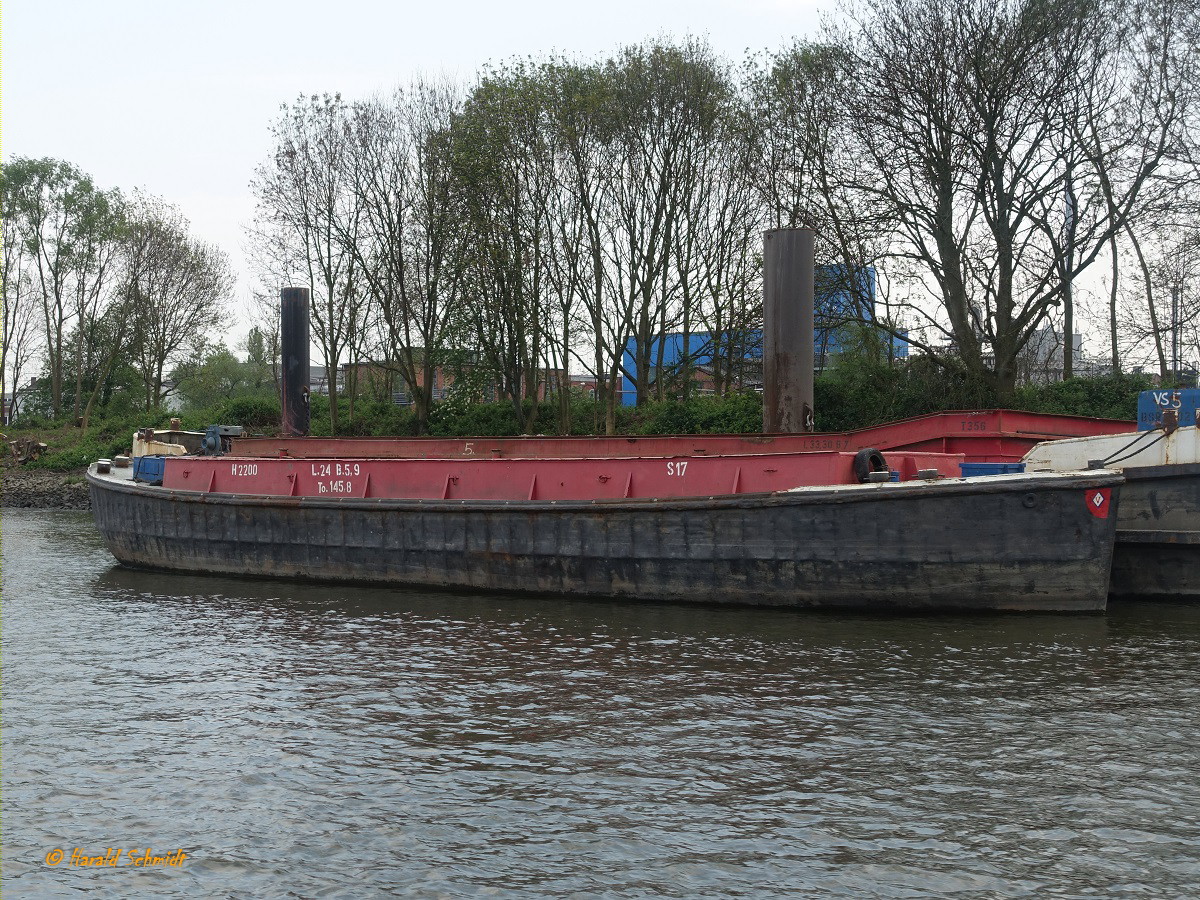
[230,409,1133,464]
[161,451,965,501]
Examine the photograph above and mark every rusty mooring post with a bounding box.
[281,287,311,437]
[763,228,815,433]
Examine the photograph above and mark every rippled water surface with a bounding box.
[4,509,1200,897]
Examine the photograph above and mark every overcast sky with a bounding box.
[5,0,828,344]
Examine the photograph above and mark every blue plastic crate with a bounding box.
[133,455,166,485]
[959,462,1026,477]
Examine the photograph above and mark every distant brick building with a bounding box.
[338,356,566,406]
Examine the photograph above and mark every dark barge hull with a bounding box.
[87,468,1121,612]
[1109,462,1200,601]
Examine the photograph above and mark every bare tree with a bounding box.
[601,42,719,407]
[450,65,559,432]
[1,198,42,422]
[821,0,1193,397]
[340,80,465,434]
[68,197,125,423]
[123,195,233,412]
[1065,0,1199,378]
[4,157,124,418]
[245,288,284,394]
[692,123,766,396]
[541,59,626,433]
[251,94,366,432]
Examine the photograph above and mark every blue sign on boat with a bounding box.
[1138,389,1200,430]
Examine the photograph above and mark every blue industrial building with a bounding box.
[619,266,905,405]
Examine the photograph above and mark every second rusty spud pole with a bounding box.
[763,228,815,433]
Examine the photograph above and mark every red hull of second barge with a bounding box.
[230,409,1133,464]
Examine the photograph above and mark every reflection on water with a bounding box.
[4,509,1200,896]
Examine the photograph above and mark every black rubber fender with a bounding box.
[853,448,888,483]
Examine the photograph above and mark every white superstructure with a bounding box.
[1022,425,1200,471]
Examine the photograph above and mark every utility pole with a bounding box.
[1172,283,1181,385]
[1062,173,1076,380]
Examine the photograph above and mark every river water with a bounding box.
[3,508,1200,897]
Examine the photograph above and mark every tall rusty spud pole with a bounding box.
[280,287,311,437]
[763,228,815,433]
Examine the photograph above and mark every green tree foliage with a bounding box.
[448,64,556,433]
[3,157,125,419]
[3,158,232,429]
[632,393,763,434]
[10,368,1152,471]
[1012,374,1154,421]
[172,345,254,410]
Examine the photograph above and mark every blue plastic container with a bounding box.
[958,462,1026,477]
[133,455,166,485]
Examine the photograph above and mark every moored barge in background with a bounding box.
[1023,394,1200,601]
[230,408,1133,464]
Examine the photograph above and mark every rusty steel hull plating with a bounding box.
[1108,463,1200,601]
[88,468,1121,612]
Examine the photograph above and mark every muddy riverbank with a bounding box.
[1,469,91,510]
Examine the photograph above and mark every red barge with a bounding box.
[161,449,963,500]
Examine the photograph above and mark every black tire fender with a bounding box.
[853,448,888,483]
